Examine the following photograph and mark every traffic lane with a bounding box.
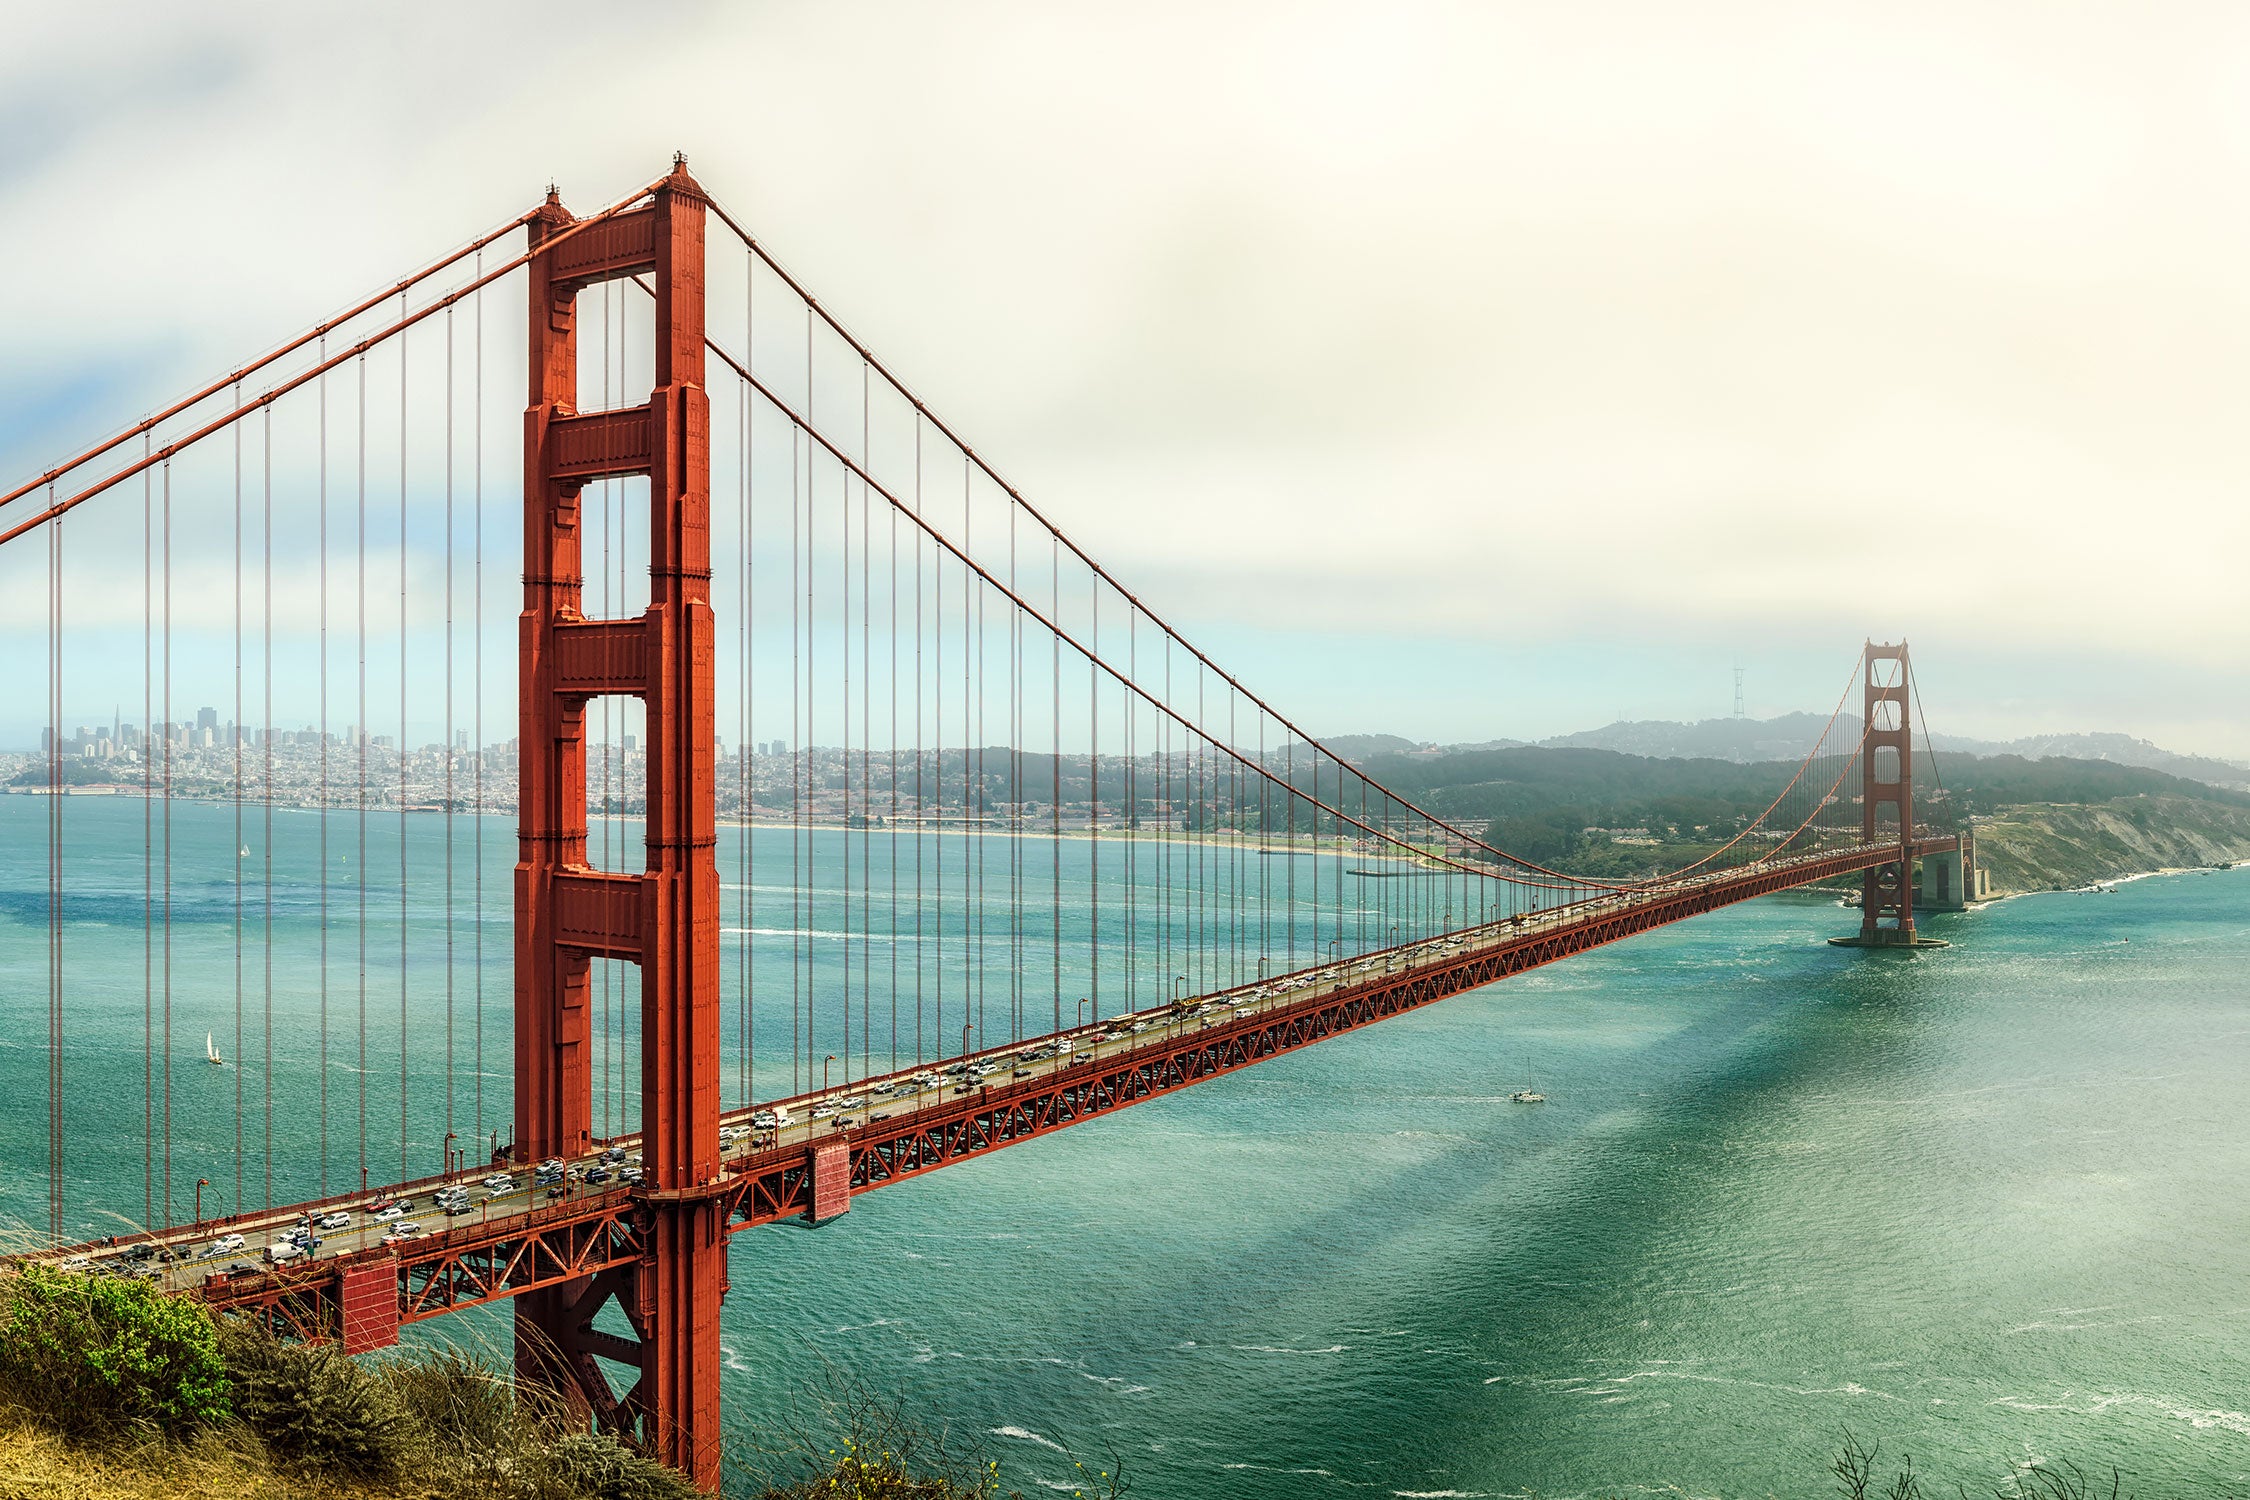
[86,903,1639,1282]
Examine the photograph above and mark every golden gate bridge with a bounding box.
[1,158,1959,1490]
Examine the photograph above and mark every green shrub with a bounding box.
[532,1428,703,1500]
[218,1321,409,1478]
[0,1264,229,1439]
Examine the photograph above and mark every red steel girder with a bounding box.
[166,835,1952,1432]
[698,836,1957,1233]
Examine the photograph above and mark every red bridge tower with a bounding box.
[1857,641,1917,945]
[514,158,727,1486]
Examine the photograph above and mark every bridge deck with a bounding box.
[29,836,1953,1347]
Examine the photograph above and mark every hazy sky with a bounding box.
[3,2,2245,756]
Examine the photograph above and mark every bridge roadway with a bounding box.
[30,835,1953,1350]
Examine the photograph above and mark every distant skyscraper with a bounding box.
[197,706,218,733]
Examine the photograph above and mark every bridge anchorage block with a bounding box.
[806,1141,852,1226]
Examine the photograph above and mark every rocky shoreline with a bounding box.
[1968,793,2250,894]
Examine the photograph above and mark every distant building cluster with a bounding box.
[13,708,524,813]
[4,732,1330,839]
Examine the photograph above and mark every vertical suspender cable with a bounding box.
[961,457,971,1055]
[234,382,245,1215]
[161,456,172,1229]
[806,316,817,1089]
[400,298,411,1182]
[927,449,936,1065]
[47,499,63,1240]
[1049,529,1060,1036]
[791,362,802,1096]
[841,378,853,1084]
[861,364,872,1079]
[473,256,485,1151]
[1084,580,1093,1016]
[143,438,154,1227]
[357,353,368,1192]
[1019,510,1030,1036]
[888,418,899,1076]
[445,302,457,1165]
[319,343,331,1196]
[972,480,987,1050]
[262,409,273,1209]
[932,452,943,1065]
[914,422,925,1068]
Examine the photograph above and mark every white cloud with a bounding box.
[2,1,2245,755]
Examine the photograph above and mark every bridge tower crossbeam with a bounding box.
[513,157,725,1487]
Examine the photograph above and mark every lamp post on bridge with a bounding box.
[443,1132,458,1180]
[193,1177,210,1229]
[822,1054,836,1098]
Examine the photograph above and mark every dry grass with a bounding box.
[0,1409,403,1500]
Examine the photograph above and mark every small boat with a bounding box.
[1510,1089,1545,1104]
[206,1033,223,1067]
[239,845,251,857]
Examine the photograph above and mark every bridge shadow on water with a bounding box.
[1124,903,1960,1498]
[707,896,1967,1500]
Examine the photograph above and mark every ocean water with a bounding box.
[3,797,2247,1497]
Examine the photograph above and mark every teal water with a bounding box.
[4,798,2247,1496]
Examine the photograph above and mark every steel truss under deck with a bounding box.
[191,833,1953,1355]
